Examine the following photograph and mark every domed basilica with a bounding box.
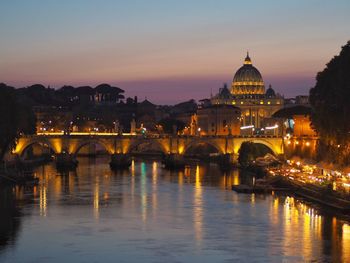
[231,53,265,95]
[211,53,284,130]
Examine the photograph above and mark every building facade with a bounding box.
[195,105,241,136]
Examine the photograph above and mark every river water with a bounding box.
[0,157,349,262]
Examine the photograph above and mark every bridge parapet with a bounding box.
[14,134,286,158]
[31,133,281,139]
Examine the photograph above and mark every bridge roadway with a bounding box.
[14,133,285,159]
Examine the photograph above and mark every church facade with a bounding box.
[210,53,284,131]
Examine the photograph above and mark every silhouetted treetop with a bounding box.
[95,83,125,101]
[95,83,124,93]
[309,40,350,143]
[0,84,36,161]
[309,40,350,165]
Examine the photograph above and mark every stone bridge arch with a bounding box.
[126,138,168,154]
[182,138,225,155]
[14,137,58,156]
[71,138,114,157]
[233,137,284,156]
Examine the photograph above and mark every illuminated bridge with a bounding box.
[14,133,285,160]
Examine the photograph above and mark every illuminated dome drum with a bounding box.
[231,53,265,95]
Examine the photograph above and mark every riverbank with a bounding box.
[289,179,350,214]
[232,164,350,215]
[266,175,350,214]
[0,170,38,186]
[0,157,51,185]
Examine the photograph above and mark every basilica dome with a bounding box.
[231,53,265,95]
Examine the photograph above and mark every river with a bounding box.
[0,156,349,262]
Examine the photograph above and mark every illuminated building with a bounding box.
[196,104,241,135]
[273,105,317,137]
[211,53,284,131]
[293,115,317,137]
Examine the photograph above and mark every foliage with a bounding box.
[95,83,125,102]
[0,84,36,161]
[158,118,185,134]
[25,84,56,105]
[309,41,350,164]
[238,142,272,167]
[14,83,125,107]
[55,85,76,105]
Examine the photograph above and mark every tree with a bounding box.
[55,85,76,105]
[0,84,36,161]
[75,86,95,105]
[24,84,56,105]
[309,41,350,164]
[0,84,18,161]
[238,142,272,167]
[95,84,125,103]
[158,118,185,134]
[238,142,255,167]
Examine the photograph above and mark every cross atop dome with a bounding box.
[244,51,252,65]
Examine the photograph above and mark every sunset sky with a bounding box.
[1,0,350,104]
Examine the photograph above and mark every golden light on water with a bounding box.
[39,183,47,217]
[271,197,279,225]
[152,161,157,174]
[194,165,203,247]
[178,170,184,186]
[152,161,158,216]
[131,159,135,202]
[195,165,200,189]
[54,177,62,198]
[251,193,255,205]
[303,207,313,259]
[14,186,24,200]
[233,170,240,186]
[141,162,148,223]
[131,159,135,176]
[184,166,191,177]
[343,223,350,262]
[93,177,99,219]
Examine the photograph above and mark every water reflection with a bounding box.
[93,176,99,219]
[343,223,350,260]
[152,161,158,217]
[0,157,349,262]
[140,162,147,223]
[39,182,47,217]
[193,165,203,247]
[0,186,22,251]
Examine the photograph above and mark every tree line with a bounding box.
[0,85,36,162]
[309,41,350,165]
[1,83,126,107]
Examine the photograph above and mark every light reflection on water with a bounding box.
[0,156,349,262]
